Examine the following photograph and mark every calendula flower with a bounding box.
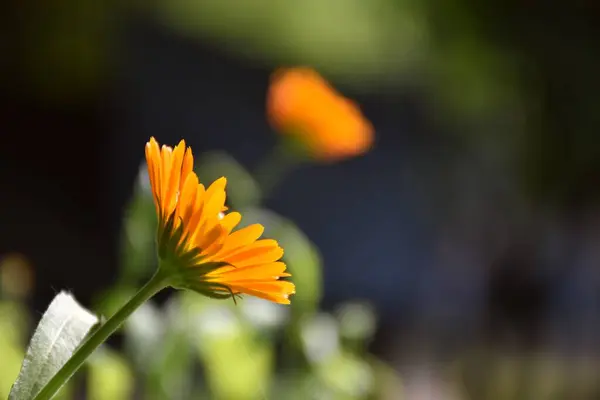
[145,137,295,304]
[267,67,374,162]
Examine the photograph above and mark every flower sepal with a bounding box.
[160,258,242,303]
[162,259,228,285]
[176,280,242,303]
[157,210,191,262]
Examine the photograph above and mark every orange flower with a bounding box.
[145,137,295,304]
[267,67,374,162]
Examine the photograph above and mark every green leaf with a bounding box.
[182,293,273,400]
[199,312,273,400]
[123,301,165,371]
[316,351,374,399]
[94,286,137,322]
[119,165,158,283]
[145,295,198,400]
[88,348,134,400]
[335,301,377,353]
[9,292,99,400]
[240,296,290,332]
[0,301,27,399]
[367,356,405,400]
[155,0,426,87]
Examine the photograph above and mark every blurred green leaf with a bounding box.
[88,348,134,400]
[124,301,165,371]
[271,375,325,400]
[368,356,405,400]
[154,0,428,89]
[143,295,198,400]
[240,296,291,333]
[335,301,378,354]
[0,301,27,399]
[195,151,262,209]
[431,37,519,120]
[182,292,273,400]
[299,312,340,367]
[316,351,374,400]
[119,166,158,284]
[9,292,98,400]
[94,286,137,321]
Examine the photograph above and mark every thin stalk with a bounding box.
[33,271,169,400]
[254,141,305,200]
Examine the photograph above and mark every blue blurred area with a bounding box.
[2,1,600,373]
[115,20,443,320]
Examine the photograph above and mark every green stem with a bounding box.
[254,141,305,200]
[33,271,169,400]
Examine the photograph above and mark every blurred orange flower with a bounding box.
[145,137,295,304]
[267,67,374,162]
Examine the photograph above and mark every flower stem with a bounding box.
[254,140,305,200]
[33,271,169,400]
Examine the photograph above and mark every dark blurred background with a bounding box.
[2,1,600,398]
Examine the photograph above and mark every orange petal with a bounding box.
[187,184,206,240]
[181,146,194,189]
[228,281,295,304]
[217,262,289,280]
[197,224,225,254]
[219,224,264,254]
[165,140,186,214]
[220,212,241,234]
[225,241,284,268]
[159,145,173,213]
[145,138,162,207]
[199,177,227,229]
[177,173,199,225]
